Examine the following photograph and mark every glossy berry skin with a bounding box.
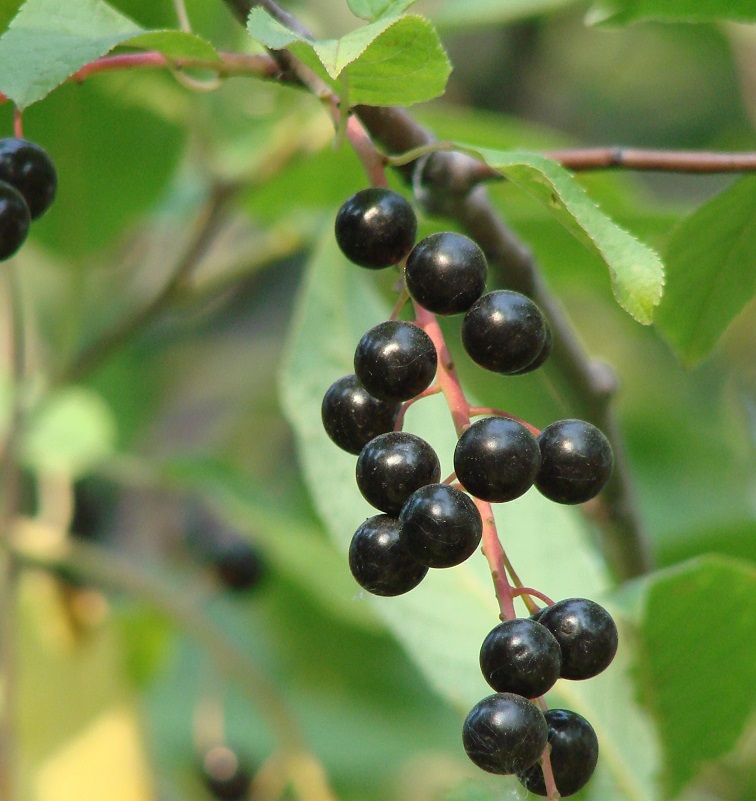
[354,320,437,402]
[0,138,57,219]
[356,432,441,515]
[201,744,251,801]
[213,540,266,592]
[454,417,541,503]
[511,324,552,375]
[335,187,417,268]
[538,598,618,680]
[321,374,400,455]
[404,232,487,315]
[463,693,548,775]
[480,618,561,698]
[536,419,613,504]
[517,709,599,797]
[399,483,482,568]
[462,290,548,374]
[349,514,428,596]
[0,181,30,261]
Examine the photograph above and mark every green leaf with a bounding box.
[280,222,661,800]
[620,557,756,797]
[587,0,756,25]
[0,0,218,108]
[247,8,450,107]
[654,176,756,364]
[432,0,581,28]
[466,147,665,324]
[21,386,117,477]
[347,0,418,21]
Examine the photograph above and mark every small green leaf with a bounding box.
[0,0,218,108]
[247,8,450,107]
[655,177,756,364]
[434,0,581,28]
[587,0,756,25]
[347,0,418,21]
[620,557,756,798]
[468,147,664,323]
[22,386,117,477]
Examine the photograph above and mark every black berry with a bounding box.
[538,598,618,680]
[356,432,441,515]
[0,138,57,219]
[349,514,428,596]
[511,323,552,375]
[536,419,613,504]
[399,483,482,568]
[0,180,30,261]
[480,618,561,698]
[321,374,400,455]
[463,693,548,775]
[404,232,487,315]
[335,187,417,268]
[201,744,252,801]
[213,540,266,592]
[454,417,541,503]
[517,709,599,797]
[462,290,548,374]
[354,320,437,402]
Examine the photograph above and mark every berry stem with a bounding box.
[540,742,562,801]
[389,287,410,320]
[512,587,555,608]
[394,384,442,431]
[468,406,541,437]
[475,500,517,621]
[12,107,22,139]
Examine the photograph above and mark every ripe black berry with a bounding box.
[461,290,548,374]
[399,483,482,568]
[321,374,400,455]
[201,744,252,801]
[536,419,613,504]
[335,187,417,268]
[511,324,552,375]
[349,514,428,596]
[0,138,57,219]
[0,180,30,261]
[213,540,266,592]
[463,693,548,775]
[354,320,437,402]
[356,432,441,515]
[454,417,541,503]
[480,618,561,698]
[404,232,487,315]
[517,709,599,797]
[538,598,618,680]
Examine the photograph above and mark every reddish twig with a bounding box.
[546,146,756,173]
[512,587,555,608]
[468,406,541,438]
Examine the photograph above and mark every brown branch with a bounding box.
[545,147,756,173]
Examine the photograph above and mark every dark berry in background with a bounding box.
[463,693,548,775]
[404,232,487,315]
[517,709,599,797]
[335,187,417,268]
[0,181,30,261]
[201,744,252,801]
[462,290,548,374]
[399,483,482,568]
[356,431,441,515]
[213,539,266,592]
[354,320,437,402]
[480,618,561,697]
[538,598,618,680]
[321,374,400,454]
[454,417,541,503]
[0,138,57,219]
[536,419,613,504]
[349,514,428,596]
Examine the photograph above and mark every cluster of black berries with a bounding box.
[0,138,57,260]
[322,186,619,795]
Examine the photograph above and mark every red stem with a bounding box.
[512,587,555,608]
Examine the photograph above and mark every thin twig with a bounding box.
[545,146,756,173]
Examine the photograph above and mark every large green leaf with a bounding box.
[618,557,756,798]
[246,8,450,107]
[431,0,581,28]
[587,0,756,25]
[280,222,661,800]
[347,0,418,21]
[465,147,665,324]
[654,176,756,364]
[0,0,218,108]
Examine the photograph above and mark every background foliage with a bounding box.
[0,1,754,801]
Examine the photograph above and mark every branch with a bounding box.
[545,147,756,173]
